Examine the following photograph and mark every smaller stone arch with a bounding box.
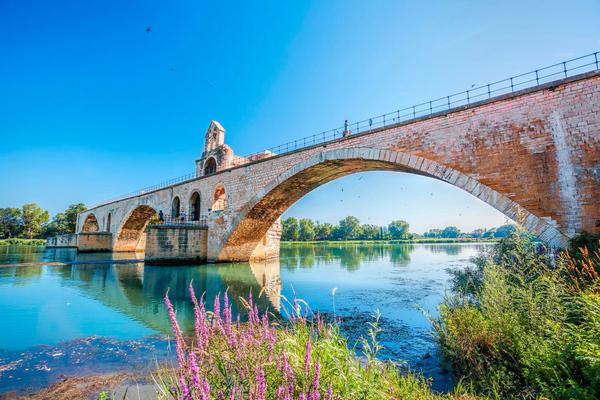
[171,196,181,218]
[212,184,227,211]
[106,213,112,232]
[82,214,99,232]
[189,191,201,221]
[114,205,158,251]
[204,157,217,175]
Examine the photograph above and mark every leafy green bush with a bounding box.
[436,229,600,399]
[0,238,46,246]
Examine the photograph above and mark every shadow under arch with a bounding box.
[218,147,569,262]
[114,205,158,252]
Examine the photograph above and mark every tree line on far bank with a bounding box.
[281,216,516,242]
[0,203,86,239]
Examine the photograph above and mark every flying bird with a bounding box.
[145,26,152,33]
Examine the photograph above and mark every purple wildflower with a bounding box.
[188,351,201,392]
[256,365,267,400]
[189,283,208,349]
[325,384,333,400]
[304,337,312,376]
[201,378,210,400]
[165,291,186,368]
[179,374,190,400]
[213,293,222,332]
[223,289,232,336]
[311,360,321,400]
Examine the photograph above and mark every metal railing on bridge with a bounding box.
[149,214,208,228]
[87,51,599,210]
[244,51,599,159]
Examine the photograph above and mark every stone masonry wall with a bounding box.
[46,234,78,248]
[145,225,208,264]
[78,233,113,252]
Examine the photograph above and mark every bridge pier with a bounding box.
[208,214,282,262]
[77,232,113,252]
[145,225,208,264]
[46,233,113,252]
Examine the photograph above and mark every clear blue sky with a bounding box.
[1,1,599,233]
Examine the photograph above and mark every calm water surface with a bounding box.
[0,242,490,393]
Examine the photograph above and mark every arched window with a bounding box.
[204,157,217,175]
[212,184,227,211]
[172,196,181,218]
[106,213,111,232]
[190,192,201,221]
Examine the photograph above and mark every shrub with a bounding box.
[436,229,600,399]
[0,238,46,246]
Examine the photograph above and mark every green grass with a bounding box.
[0,238,46,246]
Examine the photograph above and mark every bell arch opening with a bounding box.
[190,191,201,221]
[216,148,569,262]
[114,205,158,252]
[204,157,217,175]
[82,214,100,232]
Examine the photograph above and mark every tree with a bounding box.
[494,224,517,238]
[315,222,333,241]
[423,228,442,238]
[298,218,316,241]
[360,224,380,240]
[388,220,410,240]
[441,226,461,238]
[469,228,486,238]
[43,203,86,237]
[20,203,49,239]
[336,216,362,240]
[282,217,299,241]
[0,207,23,239]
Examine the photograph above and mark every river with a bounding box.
[0,242,491,394]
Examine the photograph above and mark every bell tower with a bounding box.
[204,120,225,152]
[196,120,235,176]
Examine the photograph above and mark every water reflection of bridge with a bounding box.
[42,257,282,335]
[3,243,488,337]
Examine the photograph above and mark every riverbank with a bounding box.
[0,239,45,246]
[282,238,498,244]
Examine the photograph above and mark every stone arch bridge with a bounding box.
[65,69,600,263]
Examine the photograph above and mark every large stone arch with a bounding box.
[114,205,158,252]
[82,213,100,232]
[216,147,569,262]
